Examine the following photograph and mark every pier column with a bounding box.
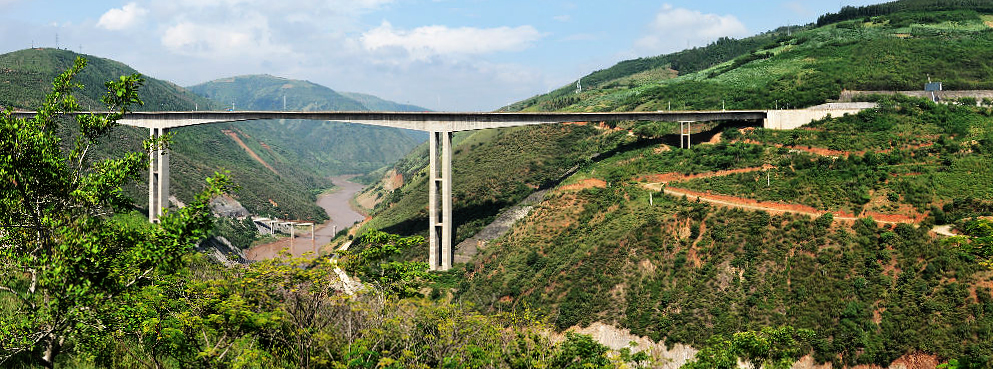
[148,127,170,222]
[679,121,692,149]
[429,131,454,271]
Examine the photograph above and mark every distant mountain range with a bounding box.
[0,48,426,222]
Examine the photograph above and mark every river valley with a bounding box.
[246,176,367,260]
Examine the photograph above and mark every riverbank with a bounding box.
[246,175,367,260]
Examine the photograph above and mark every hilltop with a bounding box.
[0,48,213,111]
[188,74,366,111]
[357,2,993,367]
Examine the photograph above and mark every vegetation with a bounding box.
[355,3,993,368]
[0,57,649,369]
[0,57,232,367]
[508,6,993,113]
[188,74,367,112]
[684,326,815,369]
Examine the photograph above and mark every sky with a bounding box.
[0,0,884,111]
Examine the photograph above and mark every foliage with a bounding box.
[816,1,993,26]
[682,326,815,369]
[458,180,993,366]
[944,218,993,268]
[341,230,433,298]
[0,57,233,368]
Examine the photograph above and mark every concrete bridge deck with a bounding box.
[9,106,870,270]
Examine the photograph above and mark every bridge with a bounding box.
[12,106,868,270]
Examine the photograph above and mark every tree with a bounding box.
[683,326,815,369]
[551,332,611,369]
[0,57,231,367]
[341,230,433,298]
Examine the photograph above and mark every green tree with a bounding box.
[551,332,611,369]
[683,326,815,369]
[341,230,433,298]
[0,57,231,367]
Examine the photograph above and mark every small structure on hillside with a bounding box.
[925,81,942,102]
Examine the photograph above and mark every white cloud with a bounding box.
[360,22,543,61]
[783,1,811,16]
[634,4,748,56]
[97,2,148,30]
[160,13,293,60]
[553,15,571,22]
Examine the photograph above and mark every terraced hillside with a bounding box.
[358,2,993,367]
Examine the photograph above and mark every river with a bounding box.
[246,175,367,260]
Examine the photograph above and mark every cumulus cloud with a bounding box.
[97,2,148,30]
[160,14,292,60]
[360,22,543,61]
[634,4,748,56]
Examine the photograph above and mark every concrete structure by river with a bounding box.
[246,176,366,260]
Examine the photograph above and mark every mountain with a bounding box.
[187,74,427,180]
[0,50,424,236]
[339,91,428,112]
[188,74,368,111]
[357,2,993,367]
[0,48,215,111]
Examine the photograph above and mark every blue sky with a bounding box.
[0,0,883,111]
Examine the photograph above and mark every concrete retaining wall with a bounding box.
[763,108,865,130]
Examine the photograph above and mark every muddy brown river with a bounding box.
[246,176,367,260]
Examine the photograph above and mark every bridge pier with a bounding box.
[148,127,170,222]
[679,121,691,149]
[428,131,454,271]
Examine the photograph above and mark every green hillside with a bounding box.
[359,2,993,367]
[187,74,427,180]
[508,6,993,113]
[0,48,214,111]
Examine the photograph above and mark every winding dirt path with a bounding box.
[638,166,925,225]
[648,185,920,225]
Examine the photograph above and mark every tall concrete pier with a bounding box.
[148,127,169,222]
[429,131,454,270]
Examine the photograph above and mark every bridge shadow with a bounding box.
[657,120,761,147]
